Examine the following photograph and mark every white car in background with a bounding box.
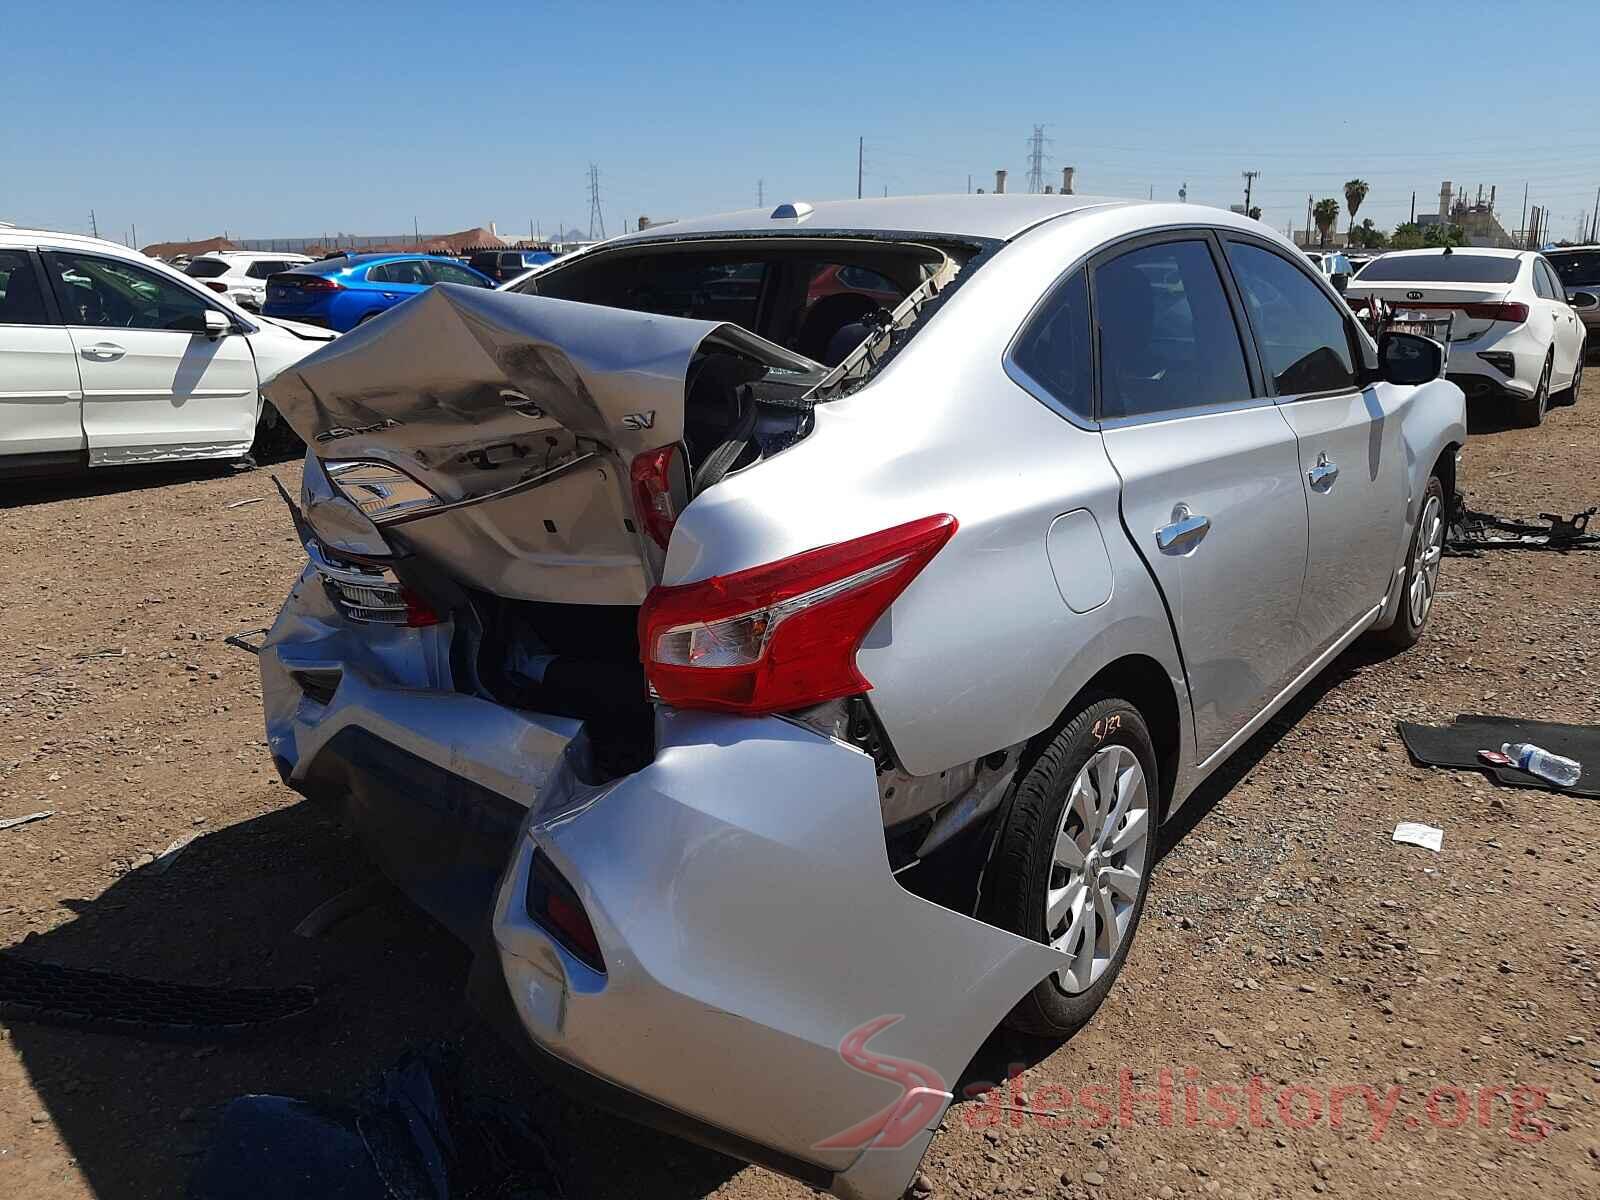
[0,230,335,475]
[1347,248,1591,425]
[184,250,314,311]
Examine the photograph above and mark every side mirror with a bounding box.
[203,309,232,340]
[1569,290,1599,311]
[1330,272,1350,295]
[1378,331,1445,385]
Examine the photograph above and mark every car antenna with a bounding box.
[1442,245,1453,255]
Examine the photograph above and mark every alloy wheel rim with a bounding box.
[1408,493,1444,627]
[1046,744,1150,994]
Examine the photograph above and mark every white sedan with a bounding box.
[0,229,335,475]
[1347,247,1592,425]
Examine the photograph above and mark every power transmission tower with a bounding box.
[1025,124,1052,194]
[757,178,764,207]
[586,164,607,240]
[1242,170,1259,212]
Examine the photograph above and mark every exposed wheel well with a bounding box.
[1033,654,1182,819]
[1432,442,1459,520]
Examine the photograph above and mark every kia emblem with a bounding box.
[1406,290,1424,300]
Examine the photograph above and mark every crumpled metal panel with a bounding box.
[264,284,821,603]
[88,439,253,466]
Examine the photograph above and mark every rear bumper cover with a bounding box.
[261,580,1067,1200]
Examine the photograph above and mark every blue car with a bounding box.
[262,253,494,331]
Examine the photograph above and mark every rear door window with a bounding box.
[1547,251,1600,288]
[1094,239,1253,420]
[0,250,51,325]
[426,260,490,286]
[183,258,231,279]
[1224,241,1357,396]
[1010,268,1092,422]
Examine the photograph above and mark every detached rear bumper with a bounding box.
[488,709,1066,1200]
[261,574,1067,1200]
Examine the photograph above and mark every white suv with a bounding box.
[0,230,335,474]
[184,251,314,311]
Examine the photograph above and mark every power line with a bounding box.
[586,163,606,240]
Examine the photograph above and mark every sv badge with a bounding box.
[621,411,656,430]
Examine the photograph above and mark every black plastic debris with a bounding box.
[0,951,317,1038]
[1447,493,1598,554]
[188,1047,565,1200]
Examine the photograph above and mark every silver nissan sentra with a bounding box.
[258,195,1465,1200]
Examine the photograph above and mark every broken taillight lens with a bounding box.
[526,851,604,972]
[638,514,957,714]
[629,445,681,549]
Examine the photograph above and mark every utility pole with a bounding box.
[1242,170,1259,213]
[1520,182,1528,242]
[88,209,98,238]
[857,136,863,200]
[587,163,606,240]
[1305,194,1313,245]
[757,178,764,207]
[1409,191,1415,224]
[1590,184,1599,242]
[131,223,137,250]
[1025,124,1051,194]
[413,216,420,245]
[967,173,972,194]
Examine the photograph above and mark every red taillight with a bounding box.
[290,276,343,293]
[639,513,957,714]
[1462,301,1528,323]
[202,280,228,294]
[630,445,682,549]
[401,587,441,628]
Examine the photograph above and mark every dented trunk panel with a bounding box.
[264,284,823,603]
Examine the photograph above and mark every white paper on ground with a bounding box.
[1392,821,1444,852]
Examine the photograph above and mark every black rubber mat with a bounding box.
[1397,715,1599,797]
[0,951,316,1038]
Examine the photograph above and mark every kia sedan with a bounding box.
[257,195,1465,1200]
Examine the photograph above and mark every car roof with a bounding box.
[0,227,150,257]
[608,194,1134,245]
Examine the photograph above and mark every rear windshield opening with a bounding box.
[517,238,965,367]
[1547,251,1600,287]
[1358,254,1520,284]
[183,259,231,279]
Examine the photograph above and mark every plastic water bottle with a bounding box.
[1500,743,1582,788]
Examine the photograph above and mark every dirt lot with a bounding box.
[2,384,1597,1200]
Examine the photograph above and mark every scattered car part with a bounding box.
[1446,493,1598,552]
[0,951,316,1037]
[0,810,53,832]
[1391,821,1444,852]
[188,1048,564,1200]
[1397,715,1600,798]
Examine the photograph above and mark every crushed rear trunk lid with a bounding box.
[1344,282,1516,340]
[265,284,826,604]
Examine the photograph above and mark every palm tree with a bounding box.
[1313,198,1340,248]
[1344,179,1369,240]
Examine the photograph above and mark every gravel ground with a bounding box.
[1,382,1597,1200]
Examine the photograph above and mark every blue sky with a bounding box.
[4,0,1596,246]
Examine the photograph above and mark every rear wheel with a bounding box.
[1373,474,1444,651]
[1518,355,1552,426]
[985,697,1160,1038]
[1555,346,1584,406]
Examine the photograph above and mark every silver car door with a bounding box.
[1094,233,1310,762]
[1221,237,1407,657]
[0,249,85,466]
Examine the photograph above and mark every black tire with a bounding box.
[985,697,1160,1038]
[1555,347,1584,406]
[1518,355,1552,426]
[250,401,305,464]
[1372,474,1445,652]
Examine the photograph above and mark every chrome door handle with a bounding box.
[1308,453,1339,491]
[1155,504,1211,553]
[79,343,125,361]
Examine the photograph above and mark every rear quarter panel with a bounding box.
[666,205,1197,778]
